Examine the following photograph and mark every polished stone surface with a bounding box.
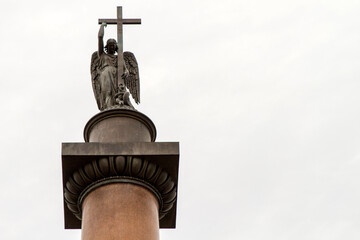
[81,184,159,240]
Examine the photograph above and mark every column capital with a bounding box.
[61,142,179,229]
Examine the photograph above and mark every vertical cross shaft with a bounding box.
[117,7,124,85]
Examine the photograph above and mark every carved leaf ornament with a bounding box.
[64,156,176,220]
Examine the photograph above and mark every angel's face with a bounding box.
[107,42,117,54]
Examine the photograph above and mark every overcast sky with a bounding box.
[1,0,360,239]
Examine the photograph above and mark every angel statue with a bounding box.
[90,23,140,111]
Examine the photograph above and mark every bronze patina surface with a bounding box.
[91,6,141,110]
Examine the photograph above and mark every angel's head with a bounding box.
[105,39,118,54]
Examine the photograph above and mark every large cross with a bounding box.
[98,6,141,86]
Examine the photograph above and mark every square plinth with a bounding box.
[61,142,180,229]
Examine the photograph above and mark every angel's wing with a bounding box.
[123,51,140,104]
[90,51,101,109]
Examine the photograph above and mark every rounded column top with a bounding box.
[84,109,157,142]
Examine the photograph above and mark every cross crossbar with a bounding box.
[98,19,141,24]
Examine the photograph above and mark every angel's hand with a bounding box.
[101,22,107,27]
[122,69,129,79]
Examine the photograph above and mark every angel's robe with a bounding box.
[98,53,118,110]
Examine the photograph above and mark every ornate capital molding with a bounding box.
[62,142,179,228]
[64,156,176,221]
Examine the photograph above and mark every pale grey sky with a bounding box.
[0,0,360,239]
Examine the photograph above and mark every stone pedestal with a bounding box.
[61,109,179,240]
[83,109,156,143]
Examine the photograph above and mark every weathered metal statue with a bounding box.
[90,22,140,111]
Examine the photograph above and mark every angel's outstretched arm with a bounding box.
[98,23,106,55]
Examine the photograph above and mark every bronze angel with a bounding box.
[90,23,140,111]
